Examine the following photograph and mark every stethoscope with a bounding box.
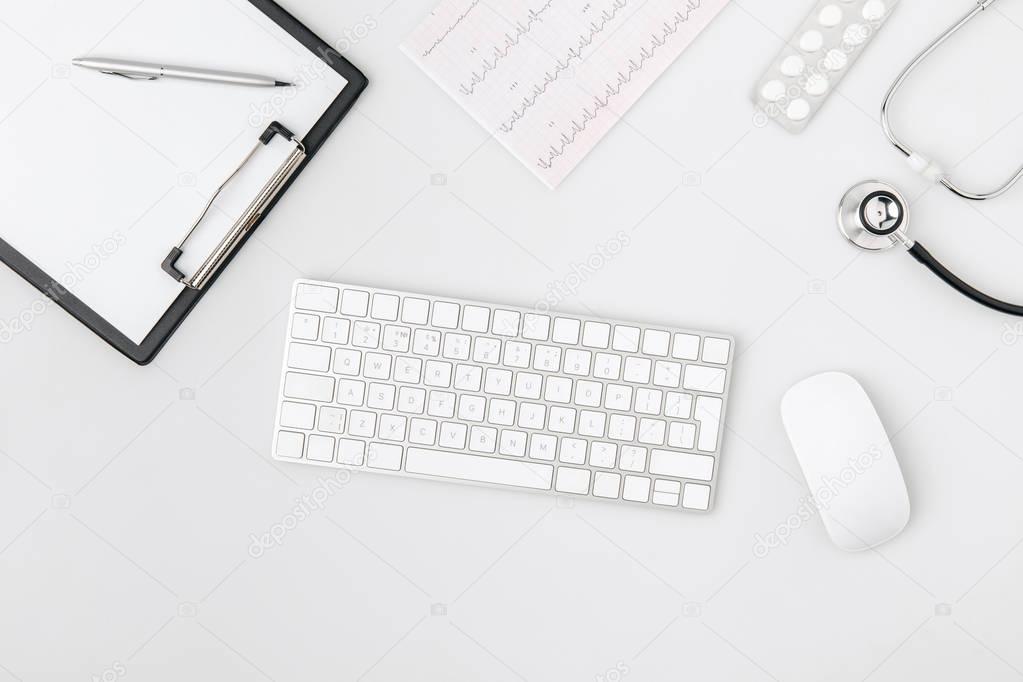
[839,0,1023,316]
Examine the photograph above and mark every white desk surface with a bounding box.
[3,1,1023,680]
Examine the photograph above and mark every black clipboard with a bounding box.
[0,0,367,365]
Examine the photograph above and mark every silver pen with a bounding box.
[72,57,293,88]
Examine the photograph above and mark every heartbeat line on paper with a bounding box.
[537,0,707,170]
[499,0,629,132]
[458,0,556,96]
[403,0,729,187]
[421,0,483,57]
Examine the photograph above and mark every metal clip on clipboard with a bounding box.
[162,121,306,290]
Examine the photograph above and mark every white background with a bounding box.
[3,0,1023,680]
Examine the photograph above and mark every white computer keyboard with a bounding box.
[272,280,735,512]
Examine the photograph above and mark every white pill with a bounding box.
[862,0,886,21]
[800,30,824,52]
[818,5,842,26]
[823,48,848,71]
[844,23,869,46]
[786,98,811,121]
[761,79,786,102]
[781,55,806,76]
[805,73,829,96]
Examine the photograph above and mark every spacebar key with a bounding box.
[405,448,553,490]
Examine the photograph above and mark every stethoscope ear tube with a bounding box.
[907,242,1023,317]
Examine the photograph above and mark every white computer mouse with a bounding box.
[780,372,910,552]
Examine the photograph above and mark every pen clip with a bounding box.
[100,70,159,81]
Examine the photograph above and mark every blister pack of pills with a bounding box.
[753,0,899,133]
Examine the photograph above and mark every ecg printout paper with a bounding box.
[402,0,730,187]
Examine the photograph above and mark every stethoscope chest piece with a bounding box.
[838,181,912,251]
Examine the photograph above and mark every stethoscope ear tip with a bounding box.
[839,180,911,251]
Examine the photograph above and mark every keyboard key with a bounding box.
[338,439,365,465]
[337,379,366,406]
[288,343,331,372]
[492,310,520,337]
[696,396,723,452]
[574,380,602,408]
[339,289,369,316]
[280,401,316,429]
[683,483,712,511]
[424,360,452,388]
[589,442,616,468]
[284,373,334,402]
[514,372,543,400]
[322,318,351,344]
[458,395,486,422]
[544,377,573,404]
[668,422,697,449]
[612,326,641,352]
[623,357,651,383]
[664,392,693,419]
[582,321,611,349]
[363,353,392,380]
[439,422,467,449]
[462,306,491,333]
[608,414,636,441]
[401,297,430,324]
[702,337,731,365]
[307,435,335,462]
[428,391,456,419]
[318,406,346,433]
[409,418,437,445]
[412,329,441,356]
[672,333,701,360]
[549,406,577,434]
[397,386,427,414]
[442,333,472,360]
[623,475,650,502]
[469,426,497,453]
[529,434,557,460]
[683,365,726,394]
[642,329,671,356]
[637,418,666,445]
[296,283,338,313]
[593,472,622,499]
[533,345,562,372]
[454,365,482,391]
[499,430,527,457]
[368,384,396,411]
[348,411,377,438]
[593,353,621,380]
[517,403,546,429]
[395,357,423,383]
[473,338,502,364]
[649,450,715,480]
[605,385,633,411]
[578,410,607,437]
[555,467,591,494]
[522,314,550,340]
[382,325,411,352]
[334,349,362,376]
[406,448,553,489]
[432,301,460,328]
[484,368,513,396]
[371,294,400,321]
[619,446,647,473]
[502,341,532,369]
[487,399,516,426]
[562,349,591,377]
[291,313,319,341]
[374,412,413,444]
[276,431,304,459]
[352,321,381,349]
[368,443,403,471]
[552,318,580,344]
[635,389,662,415]
[653,361,683,388]
[559,438,587,464]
